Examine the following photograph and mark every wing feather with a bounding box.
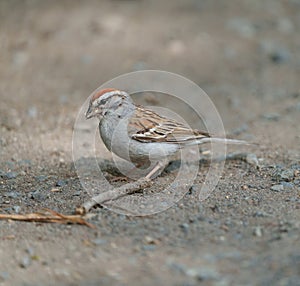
[129,106,210,144]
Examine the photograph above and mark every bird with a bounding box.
[85,88,248,179]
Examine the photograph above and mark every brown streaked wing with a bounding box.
[129,106,210,143]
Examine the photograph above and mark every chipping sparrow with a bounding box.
[86,88,247,179]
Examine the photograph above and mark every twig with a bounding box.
[0,208,95,228]
[76,177,152,215]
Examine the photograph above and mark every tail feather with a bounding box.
[186,137,253,146]
[207,138,250,145]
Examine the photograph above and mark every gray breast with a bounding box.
[99,116,179,164]
[99,116,134,162]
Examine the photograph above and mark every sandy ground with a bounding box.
[0,0,299,285]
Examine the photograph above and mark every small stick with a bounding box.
[0,209,95,228]
[76,177,152,215]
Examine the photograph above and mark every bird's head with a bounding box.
[85,88,132,120]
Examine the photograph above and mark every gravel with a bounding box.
[0,1,299,286]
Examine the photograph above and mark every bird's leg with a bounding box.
[76,160,169,214]
[145,160,168,179]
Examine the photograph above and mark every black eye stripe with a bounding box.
[93,98,107,106]
[100,98,107,104]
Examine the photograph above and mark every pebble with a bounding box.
[279,169,294,182]
[29,190,47,201]
[56,180,67,187]
[281,182,294,190]
[19,256,31,268]
[20,171,26,176]
[91,239,107,245]
[5,172,18,179]
[13,206,21,213]
[180,223,189,234]
[185,267,219,281]
[253,226,263,237]
[50,188,61,192]
[35,175,48,182]
[142,245,156,251]
[271,184,284,192]
[269,49,291,64]
[27,106,37,118]
[260,40,291,65]
[4,191,20,199]
[26,247,35,256]
[253,211,269,217]
[262,113,280,121]
[144,236,159,245]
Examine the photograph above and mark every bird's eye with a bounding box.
[93,98,107,107]
[100,98,108,105]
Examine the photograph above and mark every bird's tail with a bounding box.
[185,137,253,146]
[205,137,251,145]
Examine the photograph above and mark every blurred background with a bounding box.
[0,0,299,152]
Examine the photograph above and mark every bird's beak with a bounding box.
[85,105,94,119]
